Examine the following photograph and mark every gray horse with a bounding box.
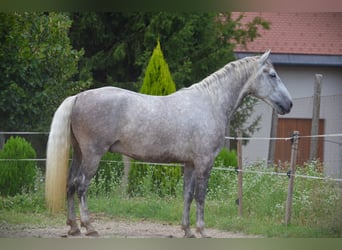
[45,50,292,238]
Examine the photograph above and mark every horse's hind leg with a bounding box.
[182,164,196,238]
[66,156,81,236]
[77,155,102,236]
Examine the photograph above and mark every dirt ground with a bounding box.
[0,215,259,238]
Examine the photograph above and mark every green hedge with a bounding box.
[214,147,238,168]
[0,136,37,196]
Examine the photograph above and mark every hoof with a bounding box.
[67,220,81,236]
[68,228,81,236]
[196,228,211,238]
[184,233,196,238]
[85,230,99,237]
[183,230,196,238]
[81,220,99,237]
[182,225,196,238]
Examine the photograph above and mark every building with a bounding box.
[233,12,342,178]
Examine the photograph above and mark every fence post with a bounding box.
[121,155,131,193]
[309,74,322,161]
[285,130,299,226]
[237,130,243,217]
[224,121,231,150]
[267,108,278,167]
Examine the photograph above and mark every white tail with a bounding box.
[45,95,76,213]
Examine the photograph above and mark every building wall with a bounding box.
[243,65,342,178]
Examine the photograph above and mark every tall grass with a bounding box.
[0,158,341,237]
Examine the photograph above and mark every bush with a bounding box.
[0,136,37,196]
[90,152,124,195]
[214,148,238,168]
[151,165,182,197]
[128,161,182,197]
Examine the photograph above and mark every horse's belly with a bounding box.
[110,139,190,164]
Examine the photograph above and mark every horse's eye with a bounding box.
[269,72,277,79]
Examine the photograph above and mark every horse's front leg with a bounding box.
[182,165,195,238]
[77,173,99,237]
[194,169,211,238]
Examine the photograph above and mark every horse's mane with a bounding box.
[185,56,260,97]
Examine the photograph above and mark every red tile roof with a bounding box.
[232,12,342,55]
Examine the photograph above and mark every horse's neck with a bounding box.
[197,58,256,120]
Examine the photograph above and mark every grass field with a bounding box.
[0,161,341,237]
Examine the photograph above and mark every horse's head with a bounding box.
[250,50,293,115]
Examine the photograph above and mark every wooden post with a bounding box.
[267,108,278,167]
[285,131,299,226]
[339,144,342,189]
[121,155,131,193]
[237,130,243,217]
[224,121,231,150]
[309,74,322,161]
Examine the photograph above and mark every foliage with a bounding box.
[0,12,90,131]
[69,12,149,88]
[89,152,124,196]
[214,148,238,168]
[0,137,37,196]
[69,12,270,90]
[229,96,262,149]
[128,40,181,197]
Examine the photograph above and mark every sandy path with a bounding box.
[0,215,259,238]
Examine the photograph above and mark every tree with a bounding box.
[139,40,176,95]
[69,12,270,89]
[0,12,90,132]
[142,12,270,88]
[229,96,262,149]
[69,12,150,90]
[128,40,181,197]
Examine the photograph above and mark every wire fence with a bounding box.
[225,133,342,141]
[0,158,341,182]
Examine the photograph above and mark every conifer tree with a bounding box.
[140,40,176,95]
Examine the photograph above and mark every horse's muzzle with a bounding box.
[277,100,293,115]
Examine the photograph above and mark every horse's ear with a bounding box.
[259,50,271,64]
